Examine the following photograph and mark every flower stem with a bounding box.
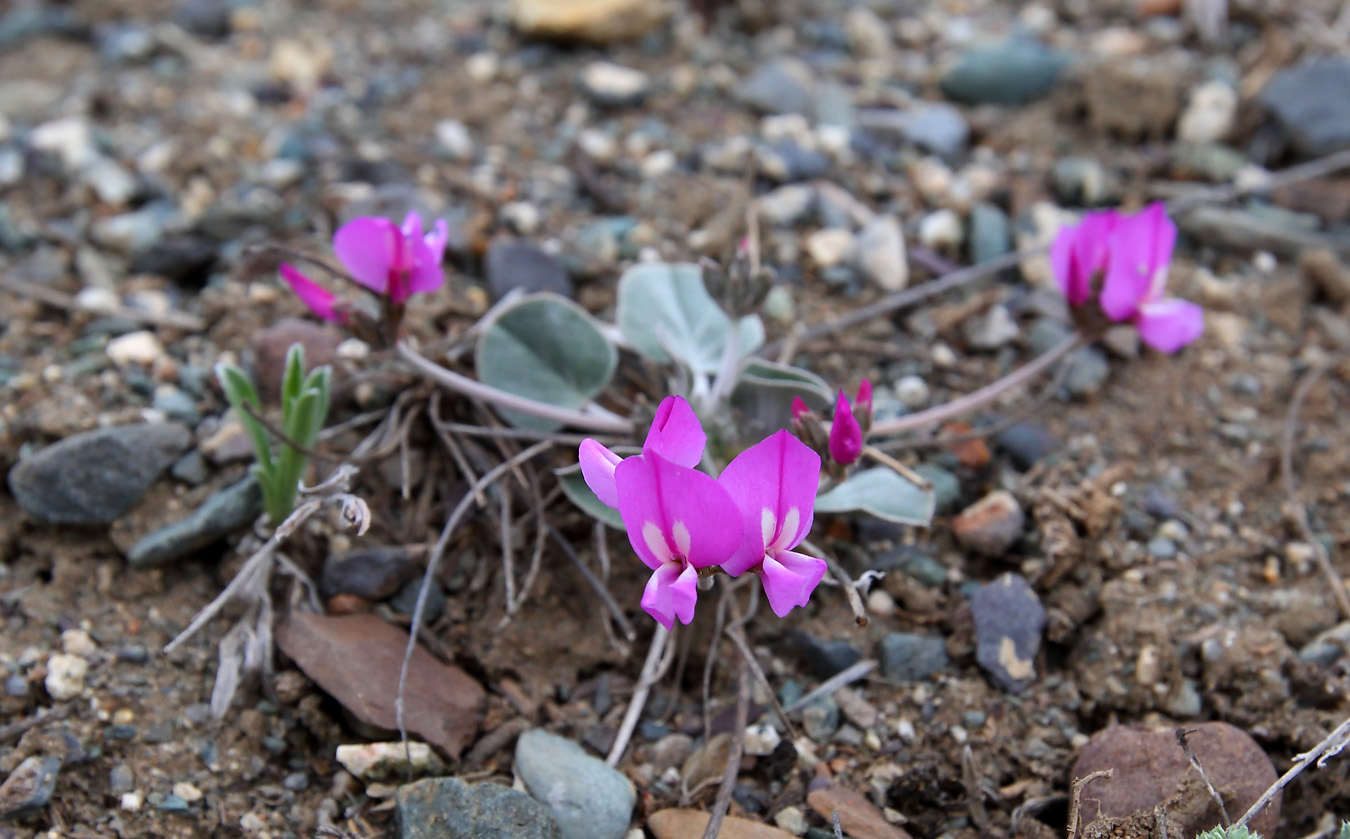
[870,333,1083,437]
[397,341,636,435]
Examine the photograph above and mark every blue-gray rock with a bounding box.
[1051,157,1113,207]
[913,463,960,513]
[0,756,61,820]
[971,572,1046,693]
[1063,347,1110,397]
[170,450,210,485]
[994,423,1058,470]
[4,674,27,697]
[125,477,262,566]
[9,423,191,525]
[1027,317,1074,356]
[514,729,634,839]
[940,40,1068,106]
[1147,537,1177,559]
[801,696,840,742]
[757,141,829,183]
[1142,488,1179,524]
[736,58,815,116]
[790,632,861,680]
[152,388,200,425]
[398,776,559,839]
[388,577,445,625]
[173,0,231,39]
[812,80,856,128]
[1259,58,1350,157]
[878,632,949,682]
[1299,622,1350,667]
[485,240,573,302]
[108,764,134,795]
[322,547,420,600]
[858,103,969,158]
[968,202,1011,264]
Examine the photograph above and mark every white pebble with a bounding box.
[499,201,540,236]
[61,629,97,658]
[45,653,88,700]
[896,718,916,743]
[640,149,677,179]
[895,374,930,409]
[774,805,810,836]
[75,287,120,313]
[931,342,957,367]
[335,741,443,780]
[743,722,781,756]
[918,209,963,251]
[466,52,497,81]
[435,119,474,161]
[106,331,165,366]
[121,792,143,811]
[1177,80,1237,145]
[866,589,896,617]
[805,228,855,268]
[173,782,204,802]
[577,129,617,164]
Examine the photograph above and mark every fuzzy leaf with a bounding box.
[814,466,936,526]
[615,261,763,374]
[475,293,617,431]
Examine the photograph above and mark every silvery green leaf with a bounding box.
[556,466,625,529]
[476,293,617,431]
[815,466,936,526]
[730,358,833,434]
[615,261,763,374]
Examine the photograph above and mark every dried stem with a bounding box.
[870,333,1082,437]
[783,659,877,713]
[700,660,750,839]
[1234,714,1350,831]
[550,525,637,643]
[1279,357,1350,620]
[607,625,672,766]
[1175,728,1231,826]
[1068,769,1114,839]
[801,539,868,626]
[398,341,635,434]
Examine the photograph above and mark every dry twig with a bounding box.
[1175,727,1231,826]
[1235,714,1350,831]
[700,660,750,839]
[1068,769,1114,839]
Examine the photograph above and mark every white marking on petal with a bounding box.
[642,521,671,563]
[671,520,691,558]
[775,507,801,550]
[760,508,776,547]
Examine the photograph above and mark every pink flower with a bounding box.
[614,451,744,630]
[1050,204,1203,354]
[280,263,343,323]
[333,211,448,305]
[718,430,826,617]
[579,396,705,509]
[827,383,868,465]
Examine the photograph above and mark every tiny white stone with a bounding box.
[75,287,120,313]
[499,201,540,236]
[774,805,810,836]
[577,129,617,164]
[896,718,916,742]
[465,52,497,81]
[805,228,855,268]
[31,116,96,171]
[866,589,896,617]
[121,792,143,811]
[173,782,204,802]
[435,119,474,162]
[743,722,781,756]
[640,149,677,179]
[45,653,88,700]
[918,209,963,251]
[895,374,930,409]
[580,61,649,104]
[336,338,371,361]
[61,628,97,658]
[335,741,443,780]
[106,331,165,367]
[1177,80,1237,145]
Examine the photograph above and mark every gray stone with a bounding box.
[971,572,1046,693]
[1063,347,1110,397]
[852,215,907,291]
[858,103,969,158]
[108,764,134,795]
[9,423,191,525]
[173,0,231,39]
[790,632,861,680]
[801,697,839,742]
[170,450,210,485]
[969,202,1011,264]
[757,141,829,183]
[965,304,1019,349]
[878,633,949,682]
[126,477,262,566]
[485,240,572,302]
[1299,622,1350,667]
[756,184,816,227]
[152,387,200,425]
[913,463,959,513]
[736,58,815,116]
[388,577,446,625]
[1147,537,1177,559]
[0,756,61,820]
[1027,317,1074,356]
[994,423,1058,470]
[1051,157,1114,207]
[1259,58,1350,156]
[322,547,420,600]
[398,776,560,839]
[514,729,634,839]
[940,39,1068,106]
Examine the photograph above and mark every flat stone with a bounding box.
[250,318,343,400]
[994,423,1058,470]
[335,742,444,781]
[877,633,949,682]
[940,39,1067,106]
[514,729,635,839]
[277,613,485,758]
[1071,723,1279,839]
[485,240,573,301]
[648,808,795,839]
[1259,58,1350,157]
[9,423,191,524]
[971,572,1045,693]
[321,546,420,600]
[791,632,862,680]
[736,58,815,116]
[509,0,665,44]
[852,215,908,292]
[952,491,1025,557]
[126,477,262,566]
[807,784,913,839]
[0,756,62,821]
[398,776,560,839]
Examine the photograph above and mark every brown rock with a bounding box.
[249,317,343,400]
[1302,249,1350,306]
[277,612,485,758]
[952,490,1025,557]
[509,0,666,44]
[1084,58,1186,140]
[1071,723,1279,839]
[647,808,795,839]
[807,784,913,839]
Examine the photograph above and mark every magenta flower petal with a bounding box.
[718,430,821,577]
[398,236,444,301]
[791,396,810,422]
[856,379,873,419]
[758,549,827,618]
[1051,210,1114,307]
[333,217,398,294]
[1101,203,1177,321]
[400,211,424,243]
[641,395,706,468]
[613,451,743,572]
[280,263,340,322]
[1135,298,1204,354]
[425,218,449,264]
[827,390,863,465]
[578,439,623,509]
[641,562,699,631]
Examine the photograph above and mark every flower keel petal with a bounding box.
[759,549,827,617]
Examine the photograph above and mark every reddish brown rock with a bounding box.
[1071,723,1279,839]
[952,490,1025,557]
[647,808,795,839]
[807,783,913,839]
[277,612,485,758]
[249,317,344,399]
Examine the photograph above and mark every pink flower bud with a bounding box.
[828,390,863,465]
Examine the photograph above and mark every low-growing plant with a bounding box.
[217,343,331,526]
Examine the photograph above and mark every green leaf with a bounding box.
[815,467,936,527]
[557,466,626,529]
[270,389,321,524]
[475,293,617,431]
[300,366,332,446]
[1197,828,1259,839]
[730,358,834,436]
[216,362,274,475]
[280,344,306,418]
[615,262,763,374]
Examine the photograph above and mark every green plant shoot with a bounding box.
[216,343,331,526]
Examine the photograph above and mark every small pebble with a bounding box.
[106,331,165,366]
[894,374,930,409]
[45,653,88,700]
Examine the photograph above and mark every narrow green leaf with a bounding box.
[270,389,320,524]
[216,363,274,473]
[280,343,306,419]
[301,366,332,446]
